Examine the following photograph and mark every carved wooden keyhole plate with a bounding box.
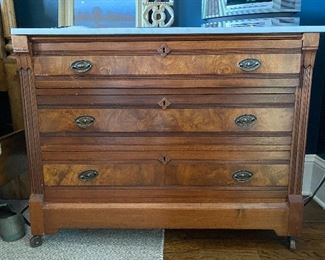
[158,97,171,109]
[157,44,171,57]
[159,155,171,165]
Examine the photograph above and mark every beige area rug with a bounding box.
[0,200,164,260]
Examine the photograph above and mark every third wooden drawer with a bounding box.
[43,162,289,187]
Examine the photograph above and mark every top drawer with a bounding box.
[33,53,301,77]
[31,36,303,77]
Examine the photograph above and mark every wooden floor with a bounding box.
[164,201,325,260]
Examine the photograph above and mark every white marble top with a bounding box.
[11,26,325,35]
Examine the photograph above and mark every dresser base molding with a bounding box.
[29,194,297,237]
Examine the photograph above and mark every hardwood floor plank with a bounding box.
[164,201,325,259]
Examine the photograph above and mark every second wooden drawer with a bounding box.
[39,107,294,133]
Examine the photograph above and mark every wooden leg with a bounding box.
[288,195,304,238]
[29,194,45,236]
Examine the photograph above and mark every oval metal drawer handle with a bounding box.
[235,114,257,128]
[75,115,96,129]
[79,170,99,181]
[232,170,253,183]
[238,58,261,72]
[71,60,93,73]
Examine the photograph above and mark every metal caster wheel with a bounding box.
[30,235,43,248]
[288,237,296,250]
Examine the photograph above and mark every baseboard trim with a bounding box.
[303,154,325,209]
[314,196,325,209]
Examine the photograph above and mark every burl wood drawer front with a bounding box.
[33,54,301,76]
[164,163,289,187]
[43,164,162,187]
[43,163,288,187]
[38,108,294,133]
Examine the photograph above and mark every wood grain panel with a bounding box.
[42,202,289,236]
[43,163,288,187]
[32,39,302,55]
[44,187,288,203]
[41,150,290,162]
[33,54,301,76]
[40,136,292,146]
[37,94,295,107]
[36,87,297,96]
[43,163,163,187]
[35,78,300,89]
[165,163,289,187]
[38,108,294,133]
[41,144,291,152]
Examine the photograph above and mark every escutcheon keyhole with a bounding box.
[158,44,171,57]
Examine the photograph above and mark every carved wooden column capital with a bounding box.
[12,36,33,70]
[15,55,32,71]
[302,33,320,69]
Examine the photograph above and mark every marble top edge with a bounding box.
[11,26,325,35]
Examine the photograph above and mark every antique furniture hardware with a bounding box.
[13,32,319,250]
[75,115,96,129]
[78,170,99,181]
[71,60,93,73]
[238,58,261,72]
[235,114,257,128]
[159,155,171,165]
[157,44,171,56]
[232,170,253,183]
[158,97,171,109]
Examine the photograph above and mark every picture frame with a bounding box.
[58,0,138,28]
[202,0,301,19]
[203,16,300,27]
[58,0,174,28]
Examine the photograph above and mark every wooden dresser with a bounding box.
[12,33,319,248]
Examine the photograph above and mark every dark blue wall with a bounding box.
[300,0,325,154]
[13,0,325,154]
[174,0,201,27]
[14,0,57,28]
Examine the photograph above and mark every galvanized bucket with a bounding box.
[0,204,25,242]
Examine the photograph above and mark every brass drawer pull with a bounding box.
[239,58,261,72]
[71,60,93,73]
[75,115,96,129]
[235,114,257,128]
[232,170,253,183]
[79,170,99,181]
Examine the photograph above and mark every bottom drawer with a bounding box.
[43,162,289,187]
[43,164,163,187]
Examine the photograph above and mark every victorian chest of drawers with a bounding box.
[12,33,319,248]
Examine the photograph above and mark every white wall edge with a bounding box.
[305,154,325,169]
[314,196,325,210]
[303,154,325,209]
